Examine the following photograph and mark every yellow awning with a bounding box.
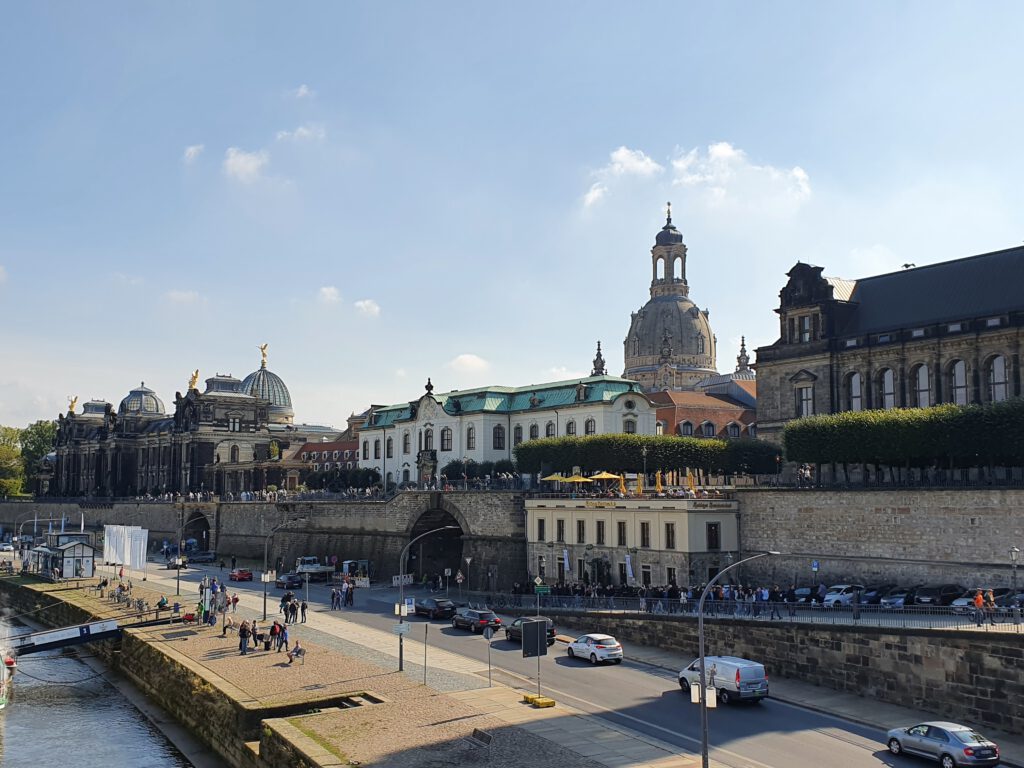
[562,475,594,483]
[540,474,565,482]
[590,471,622,480]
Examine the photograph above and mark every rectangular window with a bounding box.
[844,338,858,348]
[577,558,586,581]
[986,317,1002,327]
[618,562,627,585]
[617,521,627,547]
[556,519,565,543]
[797,386,814,417]
[706,522,721,551]
[665,522,676,550]
[877,333,892,343]
[623,420,637,434]
[948,322,962,332]
[596,520,606,546]
[576,520,585,545]
[667,566,677,586]
[641,564,652,586]
[911,328,925,338]
[788,317,796,343]
[800,315,811,343]
[640,521,651,548]
[536,518,546,543]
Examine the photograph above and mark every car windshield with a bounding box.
[826,587,845,594]
[950,729,987,744]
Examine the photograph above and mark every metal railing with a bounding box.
[461,591,1024,633]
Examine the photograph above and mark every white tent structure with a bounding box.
[103,525,149,580]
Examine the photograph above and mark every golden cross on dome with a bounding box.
[666,201,672,224]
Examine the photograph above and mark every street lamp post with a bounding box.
[1012,547,1020,592]
[641,445,648,492]
[695,550,780,768]
[398,525,459,671]
[263,517,307,620]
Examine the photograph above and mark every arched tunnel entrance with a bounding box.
[183,511,212,553]
[407,508,464,582]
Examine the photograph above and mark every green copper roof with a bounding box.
[367,375,643,427]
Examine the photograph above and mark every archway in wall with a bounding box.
[183,511,211,553]
[407,508,464,583]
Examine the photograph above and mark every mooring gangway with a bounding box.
[7,619,121,656]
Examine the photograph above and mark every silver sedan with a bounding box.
[886,721,999,768]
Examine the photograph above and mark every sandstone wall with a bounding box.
[736,488,1024,587]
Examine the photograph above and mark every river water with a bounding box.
[0,622,192,767]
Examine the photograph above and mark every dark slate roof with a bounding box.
[836,245,1024,336]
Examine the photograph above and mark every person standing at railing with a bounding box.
[973,589,985,626]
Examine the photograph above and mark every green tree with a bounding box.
[0,427,23,496]
[19,420,57,478]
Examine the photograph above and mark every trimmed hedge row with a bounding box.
[782,398,1024,467]
[512,434,781,476]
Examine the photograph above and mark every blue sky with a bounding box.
[3,3,1024,428]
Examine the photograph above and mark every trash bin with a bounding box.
[173,602,181,614]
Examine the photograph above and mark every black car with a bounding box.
[861,583,898,605]
[275,573,303,589]
[187,550,217,563]
[914,584,965,607]
[414,597,456,619]
[504,616,556,645]
[451,607,502,633]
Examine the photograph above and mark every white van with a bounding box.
[678,655,769,704]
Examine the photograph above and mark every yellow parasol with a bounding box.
[541,473,565,482]
[636,473,644,496]
[618,475,627,495]
[562,474,594,483]
[590,471,622,480]
[687,468,696,492]
[655,471,663,494]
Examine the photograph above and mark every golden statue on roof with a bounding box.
[68,396,78,414]
[188,369,199,390]
[259,343,269,367]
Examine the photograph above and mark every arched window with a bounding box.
[513,425,523,446]
[362,440,369,460]
[878,368,896,409]
[632,337,639,356]
[374,439,381,459]
[493,425,505,450]
[565,420,576,436]
[948,360,968,405]
[846,372,863,412]
[697,336,705,354]
[912,364,930,408]
[584,418,596,435]
[656,421,665,436]
[545,421,556,437]
[386,437,393,459]
[440,427,453,452]
[402,468,410,482]
[727,423,740,438]
[701,422,716,437]
[466,425,476,451]
[424,429,434,451]
[402,431,410,454]
[529,424,539,440]
[230,445,239,463]
[748,424,757,439]
[623,419,637,434]
[988,355,1008,402]
[679,421,693,436]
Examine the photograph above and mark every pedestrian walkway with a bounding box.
[577,633,1024,768]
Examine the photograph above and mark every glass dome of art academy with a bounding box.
[623,206,718,392]
[241,346,294,424]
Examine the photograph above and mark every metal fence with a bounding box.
[460,591,1024,634]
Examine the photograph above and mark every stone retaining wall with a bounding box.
[549,610,1024,733]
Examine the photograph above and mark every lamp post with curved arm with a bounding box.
[398,525,460,672]
[263,516,307,620]
[696,550,780,768]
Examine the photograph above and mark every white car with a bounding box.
[566,633,623,664]
[822,584,865,606]
[0,543,13,552]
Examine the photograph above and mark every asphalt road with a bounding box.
[161,566,904,768]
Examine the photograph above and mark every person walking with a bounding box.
[231,593,239,613]
[769,585,783,620]
[278,622,290,653]
[300,600,308,623]
[345,582,355,607]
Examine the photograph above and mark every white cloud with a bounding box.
[223,147,269,183]
[113,272,144,286]
[318,286,341,304]
[0,265,6,284]
[606,146,663,178]
[448,354,490,373]
[182,144,204,164]
[583,182,607,209]
[671,142,811,212]
[353,299,380,317]
[276,123,326,142]
[293,84,314,99]
[165,289,202,304]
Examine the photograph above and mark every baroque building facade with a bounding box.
[52,349,337,496]
[755,247,1024,444]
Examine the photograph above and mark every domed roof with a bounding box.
[655,217,683,247]
[241,361,294,422]
[118,382,165,416]
[623,293,718,390]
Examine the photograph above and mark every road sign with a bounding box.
[534,585,551,595]
[483,627,495,640]
[456,570,464,584]
[811,560,820,572]
[534,576,543,585]
[393,623,411,635]
[522,619,548,659]
[444,568,452,577]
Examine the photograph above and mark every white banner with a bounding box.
[563,548,570,572]
[625,554,634,582]
[103,525,148,570]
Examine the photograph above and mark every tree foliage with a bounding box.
[782,399,1024,468]
[19,420,56,477]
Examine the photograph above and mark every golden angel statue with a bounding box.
[258,343,269,366]
[188,369,199,390]
[68,396,78,414]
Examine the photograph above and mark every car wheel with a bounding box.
[567,647,575,658]
[940,756,955,768]
[679,678,690,693]
[613,659,622,664]
[718,688,731,705]
[887,739,902,756]
[590,653,598,665]
[451,619,458,629]
[505,631,511,641]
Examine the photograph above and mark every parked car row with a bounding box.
[792,582,1023,610]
